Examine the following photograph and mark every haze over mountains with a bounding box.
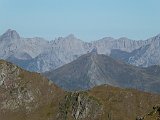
[1,29,160,72]
[0,29,160,120]
[44,51,160,93]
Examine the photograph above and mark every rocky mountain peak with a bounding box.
[66,34,76,39]
[1,29,20,40]
[44,53,160,93]
[99,37,115,41]
[65,34,82,42]
[118,37,131,41]
[154,33,160,40]
[53,34,80,44]
[91,47,98,54]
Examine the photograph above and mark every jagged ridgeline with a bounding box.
[1,29,160,73]
[0,60,160,120]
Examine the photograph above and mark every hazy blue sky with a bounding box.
[0,0,160,41]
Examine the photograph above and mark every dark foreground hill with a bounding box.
[44,52,160,93]
[0,60,160,120]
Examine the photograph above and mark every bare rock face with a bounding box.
[1,29,160,73]
[1,29,20,40]
[0,60,20,87]
[0,60,65,120]
[110,34,160,67]
[58,92,102,120]
[0,30,49,61]
[0,61,27,110]
[92,37,147,55]
[128,34,160,67]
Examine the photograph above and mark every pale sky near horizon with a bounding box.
[0,0,160,41]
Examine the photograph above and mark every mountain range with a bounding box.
[1,29,160,72]
[44,51,160,93]
[0,60,160,120]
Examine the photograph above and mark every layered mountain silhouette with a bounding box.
[1,29,160,72]
[1,60,160,120]
[44,52,160,93]
[110,34,160,67]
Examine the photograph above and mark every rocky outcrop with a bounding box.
[58,92,102,120]
[136,105,160,120]
[0,60,65,120]
[1,60,160,120]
